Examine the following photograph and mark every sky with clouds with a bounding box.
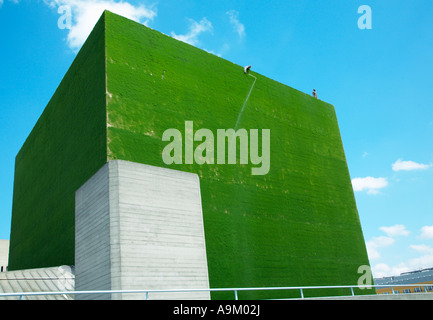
[0,0,432,279]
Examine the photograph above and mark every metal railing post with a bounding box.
[351,287,355,296]
[300,288,304,299]
[234,290,238,300]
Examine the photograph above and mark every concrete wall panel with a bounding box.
[75,160,210,300]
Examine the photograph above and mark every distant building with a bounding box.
[375,267,433,294]
[0,240,9,272]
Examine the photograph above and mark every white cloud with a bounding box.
[367,225,409,262]
[366,236,395,260]
[45,0,157,51]
[420,225,433,239]
[372,263,390,277]
[392,159,432,172]
[380,224,410,237]
[407,254,433,270]
[352,176,388,194]
[410,244,433,255]
[369,226,433,278]
[386,247,433,277]
[372,263,410,279]
[409,247,433,263]
[171,17,213,46]
[372,251,433,278]
[226,10,245,39]
[0,0,21,7]
[372,262,416,278]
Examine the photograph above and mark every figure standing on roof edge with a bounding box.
[244,65,252,74]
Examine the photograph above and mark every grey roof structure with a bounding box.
[0,265,74,300]
[375,267,433,286]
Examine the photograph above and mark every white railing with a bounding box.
[0,284,432,300]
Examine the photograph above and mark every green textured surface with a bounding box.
[8,14,107,270]
[9,11,373,298]
[104,12,372,299]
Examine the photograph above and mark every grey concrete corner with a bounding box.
[75,160,210,300]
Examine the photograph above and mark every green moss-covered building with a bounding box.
[9,11,372,299]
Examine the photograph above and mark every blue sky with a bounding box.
[0,0,432,279]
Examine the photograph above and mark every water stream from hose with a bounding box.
[234,73,257,131]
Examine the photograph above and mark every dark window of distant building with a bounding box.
[403,289,411,294]
[414,287,422,293]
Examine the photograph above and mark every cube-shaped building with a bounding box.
[9,11,372,299]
